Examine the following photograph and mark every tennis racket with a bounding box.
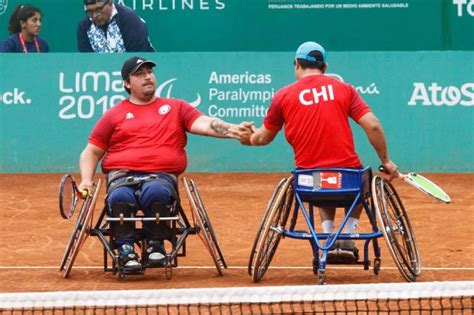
[59,174,88,219]
[379,166,451,203]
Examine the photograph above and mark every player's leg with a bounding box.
[337,204,362,261]
[107,186,141,271]
[319,207,336,233]
[139,177,176,266]
[320,205,361,263]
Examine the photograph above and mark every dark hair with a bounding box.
[84,0,109,5]
[297,50,325,70]
[297,59,326,70]
[8,4,41,34]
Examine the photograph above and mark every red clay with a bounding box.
[0,173,472,292]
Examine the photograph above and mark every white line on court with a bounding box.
[0,265,473,271]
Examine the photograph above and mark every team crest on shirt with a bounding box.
[158,105,171,115]
[125,112,134,119]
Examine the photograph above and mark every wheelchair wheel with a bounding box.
[248,177,288,276]
[183,177,227,276]
[60,179,102,278]
[372,175,421,282]
[251,176,293,283]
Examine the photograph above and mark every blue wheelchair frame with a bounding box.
[249,165,420,284]
[288,167,382,280]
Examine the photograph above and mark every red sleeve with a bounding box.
[180,100,203,131]
[88,112,114,150]
[348,85,371,122]
[263,90,285,132]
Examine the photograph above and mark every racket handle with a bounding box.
[378,165,387,173]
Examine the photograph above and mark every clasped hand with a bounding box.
[228,121,256,144]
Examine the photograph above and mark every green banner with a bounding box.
[0,0,473,52]
[0,52,473,173]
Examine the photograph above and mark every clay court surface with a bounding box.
[0,173,472,293]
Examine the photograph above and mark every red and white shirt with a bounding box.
[264,74,371,169]
[89,98,202,174]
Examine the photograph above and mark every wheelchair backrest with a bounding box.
[292,167,372,207]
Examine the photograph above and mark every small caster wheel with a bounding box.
[318,270,326,285]
[312,257,319,276]
[118,272,126,281]
[165,261,172,280]
[364,260,370,270]
[373,258,381,275]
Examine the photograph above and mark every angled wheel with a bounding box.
[372,175,421,282]
[183,177,227,276]
[248,177,288,276]
[60,179,102,278]
[251,176,294,283]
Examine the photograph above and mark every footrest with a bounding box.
[122,265,144,275]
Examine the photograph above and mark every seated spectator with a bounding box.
[0,4,49,53]
[77,0,154,52]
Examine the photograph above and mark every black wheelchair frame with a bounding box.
[59,177,227,280]
[248,167,421,284]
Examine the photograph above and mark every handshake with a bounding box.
[228,121,258,145]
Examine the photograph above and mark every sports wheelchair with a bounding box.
[248,167,421,284]
[59,175,227,280]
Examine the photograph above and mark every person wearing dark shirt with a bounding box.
[77,0,154,52]
[0,4,49,53]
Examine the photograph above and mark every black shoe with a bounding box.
[146,240,167,266]
[119,244,142,272]
[327,240,359,264]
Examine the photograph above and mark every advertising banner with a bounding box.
[0,52,473,173]
[0,0,472,52]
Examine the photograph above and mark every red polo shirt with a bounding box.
[89,98,202,174]
[264,74,371,169]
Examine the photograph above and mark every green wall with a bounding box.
[0,0,473,52]
[1,52,473,173]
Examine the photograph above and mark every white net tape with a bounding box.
[1,281,472,309]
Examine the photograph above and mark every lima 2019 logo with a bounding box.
[156,78,201,108]
[0,0,8,15]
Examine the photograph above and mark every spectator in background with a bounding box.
[0,4,49,53]
[77,0,154,52]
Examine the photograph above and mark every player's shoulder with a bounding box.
[321,75,357,95]
[323,74,354,88]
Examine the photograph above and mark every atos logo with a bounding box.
[155,78,201,108]
[0,0,7,15]
[408,82,474,106]
[453,0,474,17]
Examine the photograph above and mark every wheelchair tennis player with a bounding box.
[78,56,253,273]
[240,41,399,263]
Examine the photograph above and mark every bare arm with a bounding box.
[357,112,398,180]
[190,115,254,139]
[241,125,278,146]
[78,143,106,192]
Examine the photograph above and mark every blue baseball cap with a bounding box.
[295,41,326,63]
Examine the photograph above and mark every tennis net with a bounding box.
[0,281,472,314]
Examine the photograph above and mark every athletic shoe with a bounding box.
[119,244,141,271]
[146,240,167,266]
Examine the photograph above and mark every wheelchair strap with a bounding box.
[106,171,178,201]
